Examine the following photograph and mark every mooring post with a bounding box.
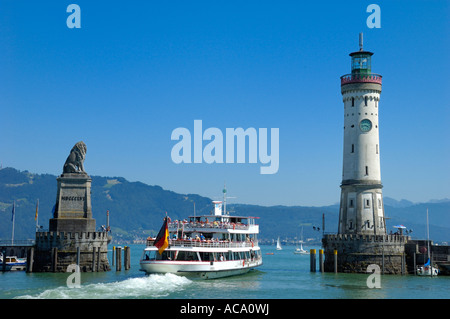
[52,247,58,272]
[334,249,338,273]
[112,246,115,266]
[123,246,127,270]
[76,247,80,266]
[319,249,324,272]
[26,247,34,273]
[401,252,405,275]
[310,249,316,272]
[124,246,131,270]
[92,247,96,272]
[116,247,122,271]
[97,247,101,272]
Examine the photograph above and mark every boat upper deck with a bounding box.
[168,215,259,234]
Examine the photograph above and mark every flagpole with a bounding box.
[35,199,39,231]
[11,201,15,246]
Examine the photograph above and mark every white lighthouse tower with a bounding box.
[338,33,386,236]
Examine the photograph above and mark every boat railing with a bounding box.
[168,221,254,231]
[146,238,258,249]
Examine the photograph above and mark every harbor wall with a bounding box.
[33,231,111,272]
[322,234,410,274]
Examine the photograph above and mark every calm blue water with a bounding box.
[1,244,449,299]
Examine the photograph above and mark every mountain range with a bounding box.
[0,167,449,243]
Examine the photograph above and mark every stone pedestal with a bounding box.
[49,173,95,232]
[33,171,111,272]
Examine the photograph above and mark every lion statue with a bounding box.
[63,141,87,174]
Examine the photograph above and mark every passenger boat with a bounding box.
[140,189,263,279]
[0,253,27,271]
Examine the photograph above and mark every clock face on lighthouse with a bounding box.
[359,119,372,132]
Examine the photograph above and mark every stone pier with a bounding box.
[322,234,410,274]
[33,231,110,272]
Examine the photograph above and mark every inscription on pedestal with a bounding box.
[59,189,86,213]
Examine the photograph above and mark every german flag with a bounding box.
[154,216,169,254]
[35,199,39,221]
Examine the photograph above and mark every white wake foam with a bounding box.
[16,273,192,299]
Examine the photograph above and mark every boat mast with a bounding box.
[427,208,432,275]
[427,208,430,259]
[223,183,227,215]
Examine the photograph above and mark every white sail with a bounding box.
[276,237,282,250]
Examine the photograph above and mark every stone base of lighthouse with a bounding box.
[338,182,385,235]
[322,234,410,274]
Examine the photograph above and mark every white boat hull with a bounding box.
[0,256,26,271]
[417,266,439,276]
[140,259,262,279]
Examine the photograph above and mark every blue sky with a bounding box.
[0,1,449,206]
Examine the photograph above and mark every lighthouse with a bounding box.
[338,33,386,236]
[322,34,410,274]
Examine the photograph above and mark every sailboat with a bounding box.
[276,237,282,250]
[416,209,438,276]
[294,227,308,255]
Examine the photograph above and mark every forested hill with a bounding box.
[1,167,449,243]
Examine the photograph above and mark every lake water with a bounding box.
[1,244,449,300]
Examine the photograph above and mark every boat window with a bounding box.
[198,252,215,262]
[143,250,157,261]
[175,251,199,261]
[155,250,174,261]
[228,251,233,260]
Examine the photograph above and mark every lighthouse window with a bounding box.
[352,97,354,107]
[365,166,369,175]
[365,96,368,106]
[351,144,354,153]
[376,144,379,154]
